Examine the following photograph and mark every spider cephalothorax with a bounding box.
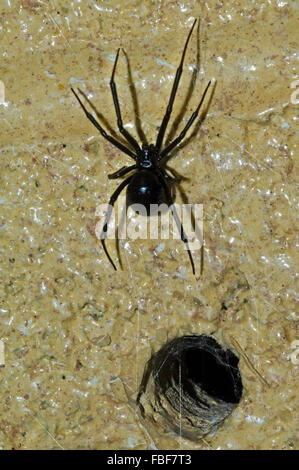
[138,143,157,168]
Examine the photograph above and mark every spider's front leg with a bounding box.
[71,87,137,160]
[110,49,141,153]
[155,19,197,153]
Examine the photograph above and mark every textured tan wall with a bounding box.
[0,0,297,449]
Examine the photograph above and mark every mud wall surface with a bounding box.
[0,0,297,450]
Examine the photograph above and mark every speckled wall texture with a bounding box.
[0,0,297,450]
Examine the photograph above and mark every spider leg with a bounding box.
[158,174,195,275]
[108,164,137,179]
[158,80,211,161]
[110,49,141,153]
[71,87,137,160]
[155,19,197,153]
[122,48,147,144]
[100,175,133,270]
[161,168,182,184]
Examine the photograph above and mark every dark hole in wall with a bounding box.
[184,345,241,404]
[137,335,243,439]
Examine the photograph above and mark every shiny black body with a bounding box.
[71,19,211,275]
[127,169,167,214]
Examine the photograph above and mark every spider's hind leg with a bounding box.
[159,174,195,275]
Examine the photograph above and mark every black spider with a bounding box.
[71,19,211,275]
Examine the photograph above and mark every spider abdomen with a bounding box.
[127,169,168,215]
